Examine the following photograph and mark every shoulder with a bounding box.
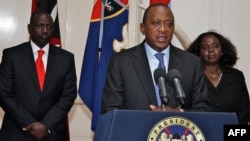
[223,67,243,74]
[3,42,29,51]
[111,43,143,59]
[223,67,245,79]
[2,42,30,55]
[49,45,74,57]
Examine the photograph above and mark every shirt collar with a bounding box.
[144,43,170,58]
[30,40,49,55]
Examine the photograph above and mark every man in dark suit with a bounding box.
[101,3,212,114]
[0,10,77,141]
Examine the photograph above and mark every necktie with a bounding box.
[154,52,166,105]
[155,52,166,70]
[36,50,45,91]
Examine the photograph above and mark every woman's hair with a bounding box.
[186,31,238,67]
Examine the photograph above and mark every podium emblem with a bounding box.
[147,116,205,141]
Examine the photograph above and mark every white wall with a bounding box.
[0,0,250,140]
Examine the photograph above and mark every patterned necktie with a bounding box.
[36,50,45,91]
[154,52,166,105]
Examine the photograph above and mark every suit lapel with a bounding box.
[42,46,57,93]
[167,45,185,106]
[168,45,183,71]
[132,43,158,105]
[22,43,41,91]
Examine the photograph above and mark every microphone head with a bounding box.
[153,68,167,84]
[168,69,182,86]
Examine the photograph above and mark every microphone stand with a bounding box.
[176,97,185,112]
[160,96,168,111]
[177,97,185,107]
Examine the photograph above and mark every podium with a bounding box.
[94,110,238,141]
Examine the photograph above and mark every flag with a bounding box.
[79,0,129,131]
[150,0,171,5]
[31,0,61,47]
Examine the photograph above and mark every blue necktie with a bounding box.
[155,52,166,70]
[154,53,166,105]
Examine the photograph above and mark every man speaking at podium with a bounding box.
[101,3,212,114]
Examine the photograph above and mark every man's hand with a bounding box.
[149,105,180,112]
[23,122,49,141]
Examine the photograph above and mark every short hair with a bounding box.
[142,3,173,24]
[30,10,53,24]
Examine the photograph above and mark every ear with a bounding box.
[140,23,145,35]
[27,24,31,34]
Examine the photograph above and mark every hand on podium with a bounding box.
[149,105,184,112]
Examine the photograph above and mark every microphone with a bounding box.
[154,68,169,105]
[168,69,185,106]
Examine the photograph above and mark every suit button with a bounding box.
[215,103,219,107]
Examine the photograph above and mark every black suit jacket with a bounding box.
[206,67,250,124]
[101,42,212,113]
[0,42,77,141]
